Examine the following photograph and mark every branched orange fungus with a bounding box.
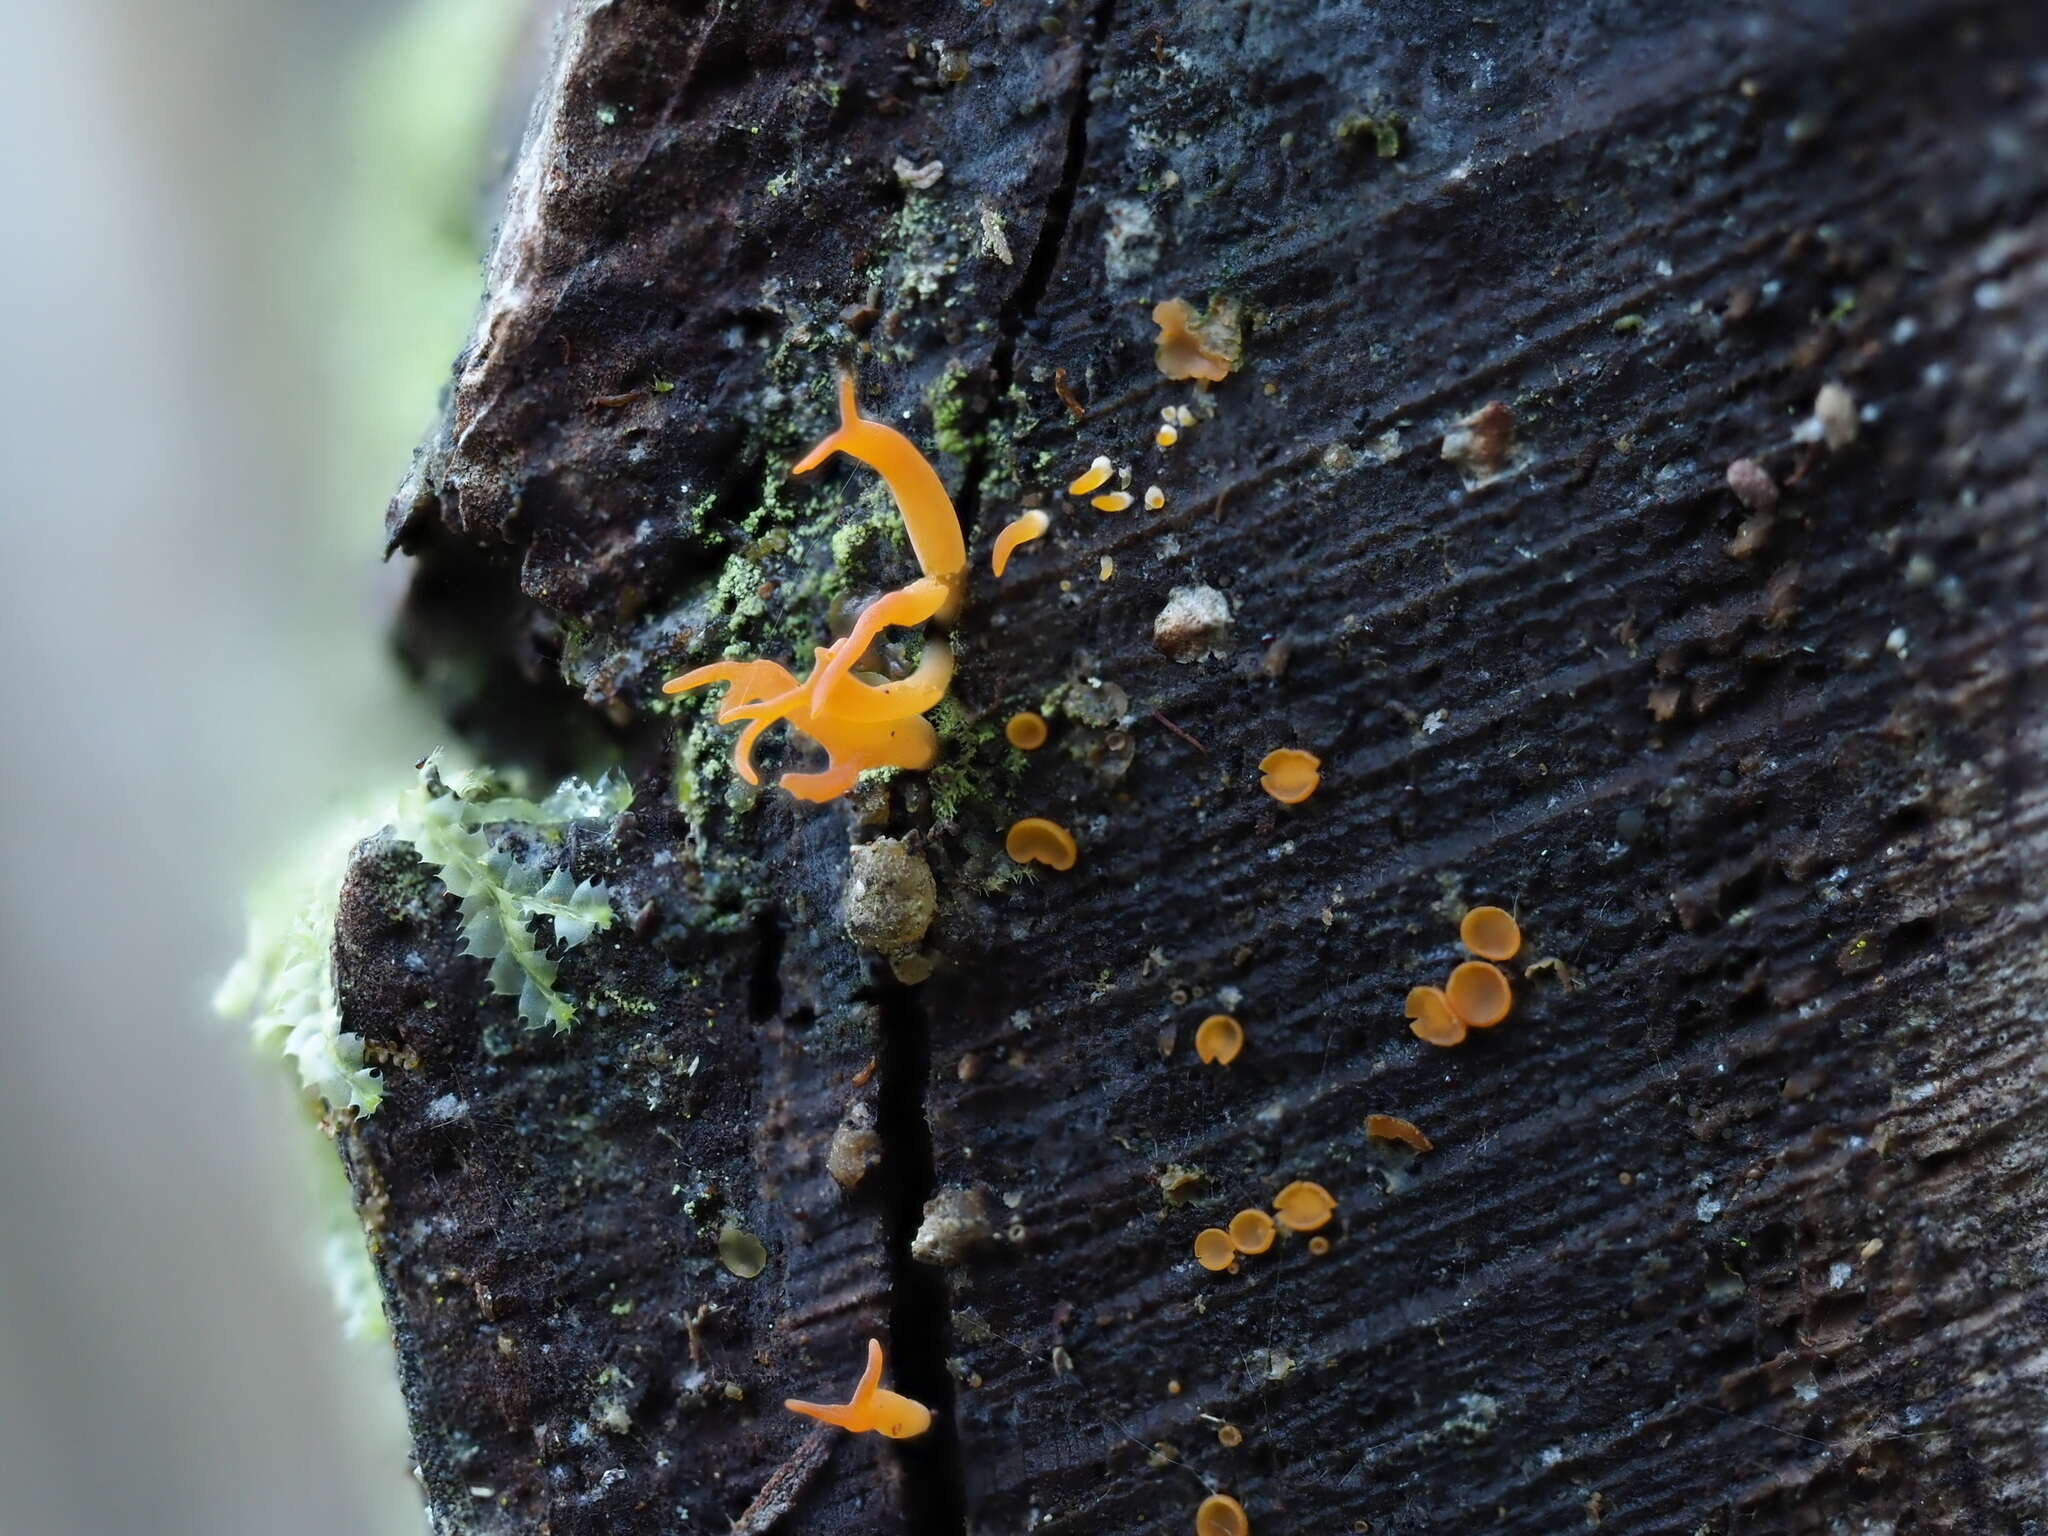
[663,373,966,803]
[1365,1115,1432,1152]
[991,509,1049,577]
[1005,817,1077,871]
[1194,1013,1244,1065]
[1005,711,1049,750]
[784,1337,932,1439]
[1228,1208,1277,1255]
[1193,1227,1237,1272]
[1196,1494,1250,1536]
[1272,1180,1336,1233]
[1406,984,1466,1048]
[1258,748,1321,804]
[1446,960,1511,1027]
[1460,905,1521,961]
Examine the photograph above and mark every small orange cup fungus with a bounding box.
[1307,1235,1331,1256]
[1193,1014,1244,1065]
[1193,1228,1236,1272]
[1459,905,1521,961]
[990,509,1049,577]
[1445,960,1511,1028]
[1258,748,1321,805]
[1227,1208,1277,1255]
[1092,490,1135,512]
[1365,1114,1432,1152]
[1005,817,1077,871]
[1272,1180,1336,1233]
[1005,711,1049,750]
[1195,1493,1250,1536]
[1405,985,1466,1048]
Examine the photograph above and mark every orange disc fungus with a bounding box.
[1258,748,1321,805]
[1365,1114,1433,1152]
[663,373,965,804]
[1156,424,1180,448]
[1193,1227,1236,1272]
[990,509,1049,577]
[1154,297,1243,383]
[1216,1424,1243,1448]
[1405,984,1467,1048]
[1193,1014,1244,1065]
[1195,1493,1250,1536]
[1092,490,1135,512]
[784,1337,932,1439]
[1069,455,1113,495]
[1307,1235,1331,1256]
[1005,817,1077,871]
[1459,905,1521,961]
[1005,712,1049,750]
[1227,1208,1277,1255]
[1445,960,1512,1028]
[1272,1180,1336,1233]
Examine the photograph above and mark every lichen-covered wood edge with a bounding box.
[335,1,2047,1532]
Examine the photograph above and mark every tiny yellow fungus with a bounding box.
[1174,405,1196,427]
[1307,1235,1331,1256]
[717,1226,769,1278]
[1193,1014,1244,1065]
[1227,1208,1276,1255]
[1005,711,1049,750]
[1156,423,1180,448]
[1092,490,1135,512]
[1406,984,1466,1048]
[1154,297,1242,383]
[1005,817,1077,871]
[1193,1227,1236,1271]
[1365,1114,1432,1152]
[1144,485,1165,509]
[1217,1423,1243,1448]
[1069,455,1113,495]
[1258,748,1321,804]
[1445,960,1511,1028]
[784,1337,932,1439]
[1195,1492,1250,1536]
[990,509,1050,577]
[1460,905,1521,961]
[1271,1180,1336,1233]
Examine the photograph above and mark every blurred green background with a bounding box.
[0,2,553,1530]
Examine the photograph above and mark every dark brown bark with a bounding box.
[337,2,2048,1533]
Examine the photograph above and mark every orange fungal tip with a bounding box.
[1195,1494,1250,1536]
[1228,1208,1277,1255]
[1193,1014,1244,1065]
[1271,1180,1336,1233]
[1005,817,1077,871]
[1405,984,1466,1048]
[990,509,1049,577]
[1258,748,1321,805]
[1155,424,1180,448]
[1144,485,1165,510]
[1366,1114,1433,1152]
[1445,960,1512,1028]
[1459,905,1521,961]
[1069,456,1113,496]
[784,1337,932,1439]
[1192,1227,1236,1272]
[1005,711,1049,750]
[1092,490,1135,512]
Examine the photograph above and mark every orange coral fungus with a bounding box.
[1068,455,1113,495]
[991,509,1049,577]
[1258,748,1321,804]
[1366,1114,1432,1152]
[664,373,966,803]
[784,1337,932,1439]
[1194,1013,1244,1065]
[1193,1227,1236,1272]
[1460,905,1521,961]
[1405,984,1466,1048]
[1272,1180,1336,1233]
[1005,711,1049,750]
[1228,1209,1277,1255]
[1154,297,1242,383]
[1196,1495,1250,1536]
[1446,960,1511,1027]
[1005,817,1077,871]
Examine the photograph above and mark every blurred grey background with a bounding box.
[0,2,551,1530]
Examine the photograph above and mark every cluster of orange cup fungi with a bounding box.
[784,1337,931,1439]
[665,373,965,803]
[1193,1180,1336,1272]
[1404,906,1521,1047]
